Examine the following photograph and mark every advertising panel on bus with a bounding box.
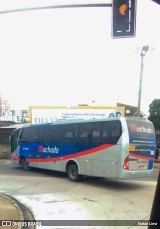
[126,118,156,171]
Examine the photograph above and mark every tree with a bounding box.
[148,99,160,131]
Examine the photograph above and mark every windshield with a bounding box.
[10,128,21,152]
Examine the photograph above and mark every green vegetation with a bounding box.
[148,99,160,131]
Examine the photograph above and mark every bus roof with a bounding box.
[21,117,151,128]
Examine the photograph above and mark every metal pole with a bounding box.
[137,53,144,117]
[137,45,149,117]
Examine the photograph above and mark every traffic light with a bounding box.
[112,0,137,38]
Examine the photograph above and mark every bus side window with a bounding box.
[91,124,101,144]
[19,126,43,144]
[43,126,59,144]
[107,121,122,144]
[78,123,92,144]
[102,130,108,137]
[92,130,100,137]
[59,125,76,144]
[100,121,121,144]
[19,127,30,144]
[101,129,109,144]
[30,127,40,143]
[111,122,121,137]
[65,131,73,138]
[111,130,119,137]
[52,127,59,143]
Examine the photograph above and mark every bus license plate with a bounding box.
[137,160,147,170]
[139,165,146,170]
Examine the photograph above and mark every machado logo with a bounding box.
[38,146,59,153]
[131,124,153,134]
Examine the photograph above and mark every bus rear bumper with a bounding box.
[11,157,20,167]
[119,169,153,179]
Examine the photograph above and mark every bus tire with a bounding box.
[21,157,30,170]
[67,163,79,182]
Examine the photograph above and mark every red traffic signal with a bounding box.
[112,0,137,38]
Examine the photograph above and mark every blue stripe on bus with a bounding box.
[13,143,115,162]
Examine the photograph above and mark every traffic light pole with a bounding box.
[0,3,112,15]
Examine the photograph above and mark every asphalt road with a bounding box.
[0,160,159,229]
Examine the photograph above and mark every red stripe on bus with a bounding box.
[129,152,154,161]
[12,157,20,161]
[12,144,114,163]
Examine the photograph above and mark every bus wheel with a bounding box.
[21,158,29,170]
[67,163,79,182]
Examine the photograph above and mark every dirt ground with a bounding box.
[0,194,22,229]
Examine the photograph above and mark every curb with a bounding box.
[1,193,36,229]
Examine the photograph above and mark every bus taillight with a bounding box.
[123,156,129,170]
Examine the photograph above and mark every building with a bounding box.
[117,103,138,117]
[11,109,30,123]
[0,94,29,123]
[0,94,10,117]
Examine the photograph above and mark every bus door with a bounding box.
[126,119,156,171]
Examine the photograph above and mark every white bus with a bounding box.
[10,117,156,181]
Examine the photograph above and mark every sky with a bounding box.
[0,0,160,116]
